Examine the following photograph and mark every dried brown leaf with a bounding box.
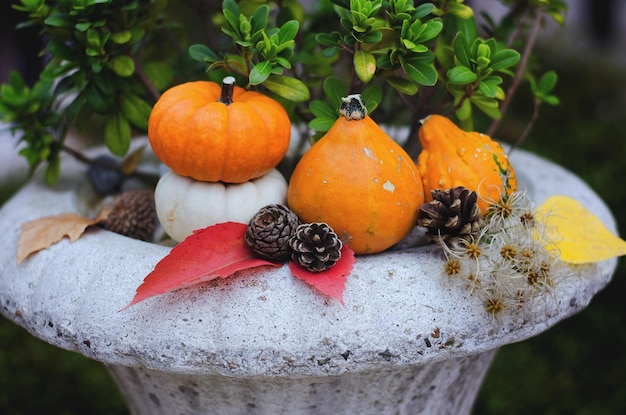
[17,209,110,264]
[120,145,145,175]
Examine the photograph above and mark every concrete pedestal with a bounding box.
[0,146,617,414]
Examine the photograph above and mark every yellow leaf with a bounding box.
[17,210,110,264]
[536,195,626,264]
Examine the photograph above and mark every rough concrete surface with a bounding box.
[0,144,616,414]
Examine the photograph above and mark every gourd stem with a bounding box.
[339,94,367,121]
[219,76,236,105]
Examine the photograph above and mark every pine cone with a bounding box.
[100,189,156,241]
[289,222,342,272]
[417,187,484,244]
[245,204,300,261]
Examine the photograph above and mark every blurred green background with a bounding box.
[2,2,626,415]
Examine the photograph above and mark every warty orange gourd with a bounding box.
[288,94,424,255]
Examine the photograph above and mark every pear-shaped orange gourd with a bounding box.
[416,114,517,212]
[148,76,290,183]
[288,95,424,255]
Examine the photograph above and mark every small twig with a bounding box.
[134,55,161,102]
[487,10,543,137]
[509,99,540,155]
[131,38,161,102]
[62,143,160,186]
[62,143,92,164]
[506,9,527,48]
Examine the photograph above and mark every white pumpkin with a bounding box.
[155,168,288,242]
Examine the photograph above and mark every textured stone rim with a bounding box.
[0,143,617,378]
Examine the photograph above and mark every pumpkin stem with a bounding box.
[219,76,236,105]
[339,94,367,121]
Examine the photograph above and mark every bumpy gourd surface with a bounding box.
[417,114,517,212]
[288,115,424,255]
[148,81,290,183]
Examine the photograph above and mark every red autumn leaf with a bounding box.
[122,222,281,310]
[289,245,355,305]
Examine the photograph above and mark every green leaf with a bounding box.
[537,70,558,94]
[489,49,520,71]
[323,76,347,108]
[415,19,443,43]
[85,84,113,114]
[478,75,503,98]
[353,50,376,83]
[277,20,299,44]
[402,39,428,53]
[188,44,220,63]
[414,3,436,19]
[454,95,472,122]
[222,1,241,39]
[75,22,92,32]
[452,12,477,44]
[478,80,497,98]
[250,5,269,34]
[361,30,383,44]
[45,154,61,186]
[249,61,272,85]
[310,100,337,119]
[129,27,146,43]
[544,95,560,106]
[316,33,338,47]
[222,53,248,76]
[322,46,339,58]
[447,66,477,84]
[452,32,471,68]
[385,76,419,95]
[308,116,336,132]
[86,29,103,50]
[277,0,304,26]
[262,75,310,102]
[546,10,566,26]
[47,40,77,61]
[69,95,93,132]
[361,27,398,51]
[105,113,131,156]
[448,3,474,20]
[44,13,73,28]
[274,56,292,69]
[8,71,27,94]
[53,70,84,96]
[85,47,102,57]
[142,61,174,92]
[92,72,115,96]
[108,55,135,77]
[402,56,437,86]
[361,84,382,113]
[111,30,132,44]
[120,93,152,131]
[470,95,501,119]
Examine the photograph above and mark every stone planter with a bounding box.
[0,142,617,415]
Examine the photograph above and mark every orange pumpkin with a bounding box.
[416,114,517,212]
[288,94,424,255]
[148,77,291,183]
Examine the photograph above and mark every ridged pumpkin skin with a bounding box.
[148,80,291,183]
[417,114,517,212]
[155,168,288,242]
[288,96,424,255]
